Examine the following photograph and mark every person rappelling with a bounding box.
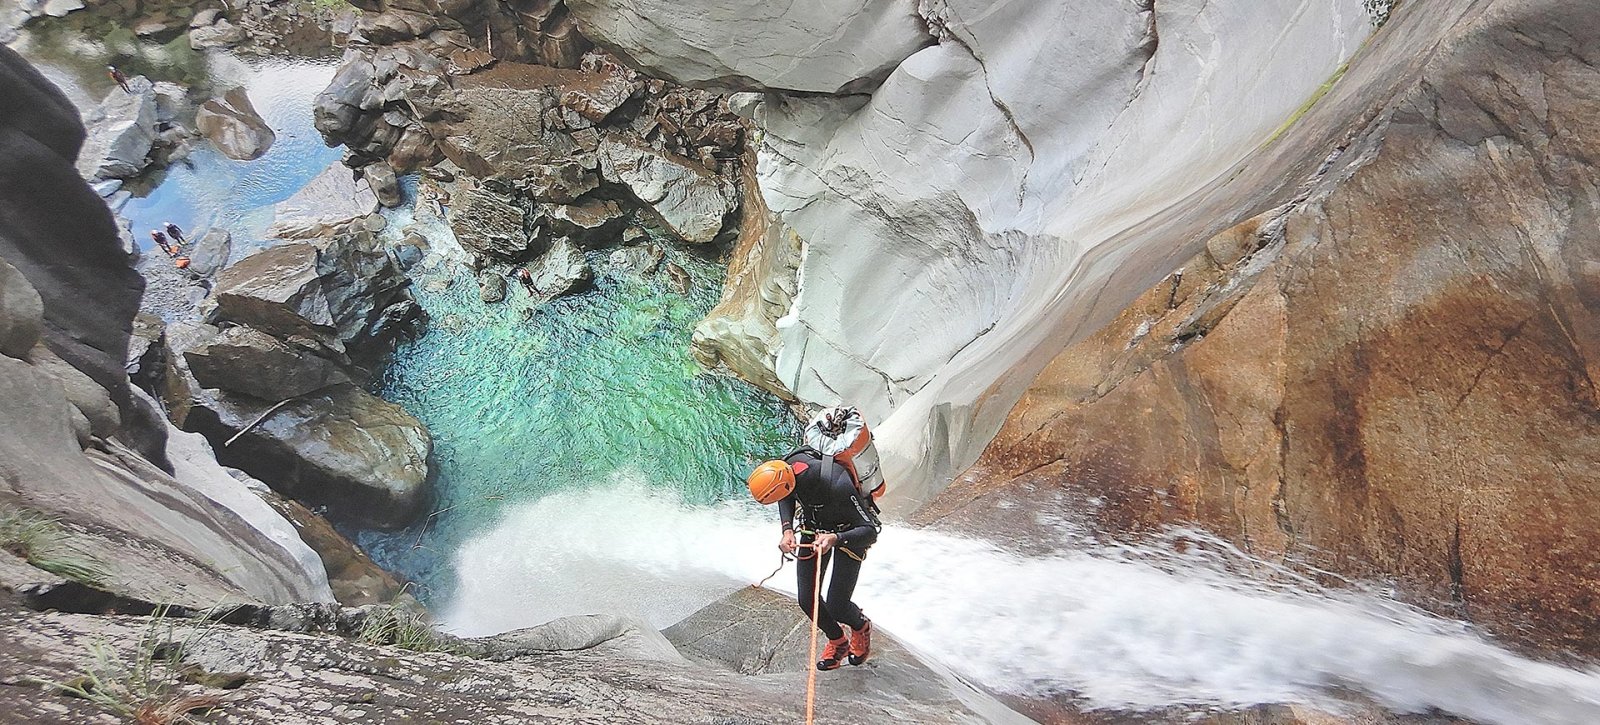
[747,406,888,672]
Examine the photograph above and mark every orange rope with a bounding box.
[749,536,829,725]
[802,542,822,725]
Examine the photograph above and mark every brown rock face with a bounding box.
[927,0,1600,659]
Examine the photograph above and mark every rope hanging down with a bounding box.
[750,543,825,725]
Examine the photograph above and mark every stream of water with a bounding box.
[448,482,1600,725]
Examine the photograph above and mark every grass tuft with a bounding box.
[0,507,109,586]
[45,605,230,724]
[357,601,455,653]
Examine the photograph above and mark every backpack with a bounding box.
[800,406,886,502]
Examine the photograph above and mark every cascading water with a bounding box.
[446,482,1600,725]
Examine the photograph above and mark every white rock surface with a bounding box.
[74,76,158,181]
[655,0,1376,511]
[269,163,379,237]
[565,0,932,94]
[161,420,336,603]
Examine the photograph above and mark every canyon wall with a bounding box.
[0,47,333,606]
[919,0,1600,659]
[571,0,1384,512]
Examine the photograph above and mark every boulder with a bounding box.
[477,271,506,303]
[210,243,331,342]
[364,161,403,208]
[391,238,425,271]
[28,342,120,441]
[255,490,407,606]
[0,255,43,359]
[536,198,626,246]
[165,322,430,529]
[2,48,158,461]
[188,17,247,50]
[74,76,158,181]
[525,238,591,297]
[181,228,230,277]
[269,163,379,236]
[210,231,415,360]
[312,56,375,143]
[195,87,276,161]
[449,186,534,259]
[40,0,83,17]
[608,244,663,277]
[597,139,735,244]
[182,324,351,401]
[522,160,598,204]
[559,66,638,124]
[190,7,222,27]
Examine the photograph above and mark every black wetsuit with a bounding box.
[778,449,881,640]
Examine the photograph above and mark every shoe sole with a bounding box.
[847,655,868,666]
[817,661,843,671]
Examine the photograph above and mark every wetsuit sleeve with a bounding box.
[778,495,795,531]
[835,515,878,547]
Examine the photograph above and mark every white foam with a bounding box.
[446,482,1600,724]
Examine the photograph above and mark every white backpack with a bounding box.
[802,406,886,501]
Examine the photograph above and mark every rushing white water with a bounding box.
[446,479,1600,724]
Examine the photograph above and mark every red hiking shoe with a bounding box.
[817,635,849,671]
[847,619,872,666]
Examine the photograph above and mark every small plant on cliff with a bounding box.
[46,606,227,724]
[0,507,109,586]
[357,600,454,653]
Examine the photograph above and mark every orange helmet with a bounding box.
[747,460,795,505]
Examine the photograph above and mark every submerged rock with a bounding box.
[525,238,591,297]
[477,270,506,303]
[195,87,276,161]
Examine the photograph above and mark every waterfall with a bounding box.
[446,479,1600,725]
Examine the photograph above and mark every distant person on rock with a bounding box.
[515,266,536,296]
[163,221,185,246]
[149,230,173,256]
[747,449,881,671]
[108,65,130,93]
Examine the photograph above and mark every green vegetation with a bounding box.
[357,599,457,653]
[1264,61,1350,146]
[47,606,225,725]
[0,508,109,586]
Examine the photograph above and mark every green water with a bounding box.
[355,247,799,603]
